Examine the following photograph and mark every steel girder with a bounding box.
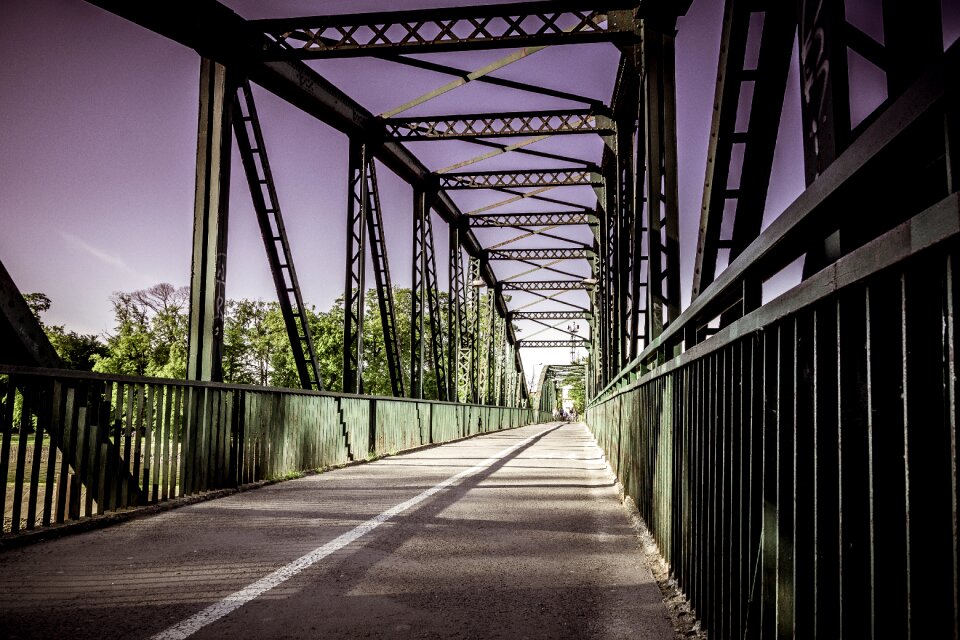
[518,340,587,348]
[410,189,426,399]
[187,59,234,383]
[342,140,368,393]
[691,0,795,312]
[86,0,521,368]
[501,281,591,291]
[511,311,591,320]
[422,201,448,400]
[487,248,594,261]
[467,212,596,227]
[233,80,323,392]
[640,22,682,346]
[0,260,61,368]
[383,109,614,140]
[448,227,464,402]
[254,2,640,58]
[798,0,945,278]
[344,142,407,396]
[467,257,482,403]
[363,156,405,398]
[438,169,602,190]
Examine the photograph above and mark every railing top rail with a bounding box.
[0,365,523,411]
[590,192,960,406]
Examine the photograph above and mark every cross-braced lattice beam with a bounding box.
[510,311,590,320]
[501,280,591,291]
[467,212,596,227]
[233,79,322,391]
[342,140,368,393]
[517,340,587,348]
[487,248,594,261]
[438,169,602,190]
[255,2,639,58]
[383,109,614,140]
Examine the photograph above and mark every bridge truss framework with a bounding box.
[1,1,958,637]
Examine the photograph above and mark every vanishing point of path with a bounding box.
[0,423,674,639]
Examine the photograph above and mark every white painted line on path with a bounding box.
[151,423,560,640]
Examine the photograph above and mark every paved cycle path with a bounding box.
[0,422,673,639]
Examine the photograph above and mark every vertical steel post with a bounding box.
[797,0,850,277]
[422,205,447,400]
[620,45,647,361]
[411,188,426,399]
[363,158,405,397]
[342,139,367,393]
[187,58,234,382]
[642,21,682,345]
[457,248,473,403]
[594,202,610,386]
[600,152,621,374]
[448,225,462,402]
[468,257,481,403]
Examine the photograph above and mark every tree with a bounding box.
[22,291,107,371]
[558,357,587,415]
[93,284,187,376]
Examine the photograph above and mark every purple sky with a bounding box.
[2,0,958,383]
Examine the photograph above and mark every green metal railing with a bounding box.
[587,197,960,637]
[0,367,550,535]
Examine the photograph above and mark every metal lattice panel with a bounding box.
[487,248,594,261]
[256,2,638,58]
[439,169,602,190]
[233,79,322,391]
[510,311,590,320]
[501,280,590,291]
[517,339,587,348]
[467,212,596,227]
[383,109,613,140]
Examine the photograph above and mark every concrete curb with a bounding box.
[600,454,707,639]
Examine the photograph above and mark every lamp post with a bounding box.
[530,361,543,391]
[566,321,580,362]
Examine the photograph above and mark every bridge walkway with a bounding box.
[0,423,673,639]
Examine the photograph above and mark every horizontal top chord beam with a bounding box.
[255,1,640,58]
[383,109,615,140]
[501,280,592,291]
[510,311,591,320]
[487,248,594,260]
[439,168,602,190]
[467,212,597,227]
[517,339,587,348]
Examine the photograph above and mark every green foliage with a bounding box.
[29,284,451,398]
[559,356,587,415]
[23,292,52,320]
[23,291,108,371]
[92,284,188,377]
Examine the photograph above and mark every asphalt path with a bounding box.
[0,422,674,639]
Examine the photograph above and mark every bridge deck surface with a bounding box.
[0,422,672,639]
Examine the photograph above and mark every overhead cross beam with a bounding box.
[438,169,602,190]
[467,212,596,227]
[85,0,520,345]
[517,340,587,348]
[511,311,590,320]
[255,1,640,58]
[501,281,591,291]
[382,109,614,141]
[487,248,594,260]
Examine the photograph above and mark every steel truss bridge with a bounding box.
[1,1,959,637]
